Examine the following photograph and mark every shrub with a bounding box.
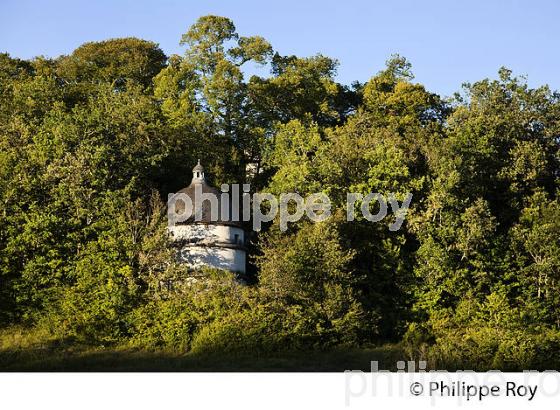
[127,299,200,351]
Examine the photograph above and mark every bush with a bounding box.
[405,293,560,370]
[127,299,200,351]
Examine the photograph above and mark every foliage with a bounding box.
[0,16,559,370]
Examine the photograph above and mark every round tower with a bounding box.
[168,161,246,274]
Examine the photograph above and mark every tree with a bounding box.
[258,221,368,344]
[57,38,167,89]
[154,15,273,182]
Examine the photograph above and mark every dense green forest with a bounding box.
[1,15,559,370]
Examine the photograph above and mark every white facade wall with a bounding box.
[169,224,244,245]
[169,224,246,273]
[177,246,246,273]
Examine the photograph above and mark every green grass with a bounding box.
[0,326,405,371]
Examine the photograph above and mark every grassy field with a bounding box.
[0,327,406,371]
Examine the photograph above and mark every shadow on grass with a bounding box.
[0,343,406,372]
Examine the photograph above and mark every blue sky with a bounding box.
[1,0,558,96]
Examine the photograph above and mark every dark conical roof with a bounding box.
[172,162,242,227]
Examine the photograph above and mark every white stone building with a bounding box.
[168,161,246,274]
